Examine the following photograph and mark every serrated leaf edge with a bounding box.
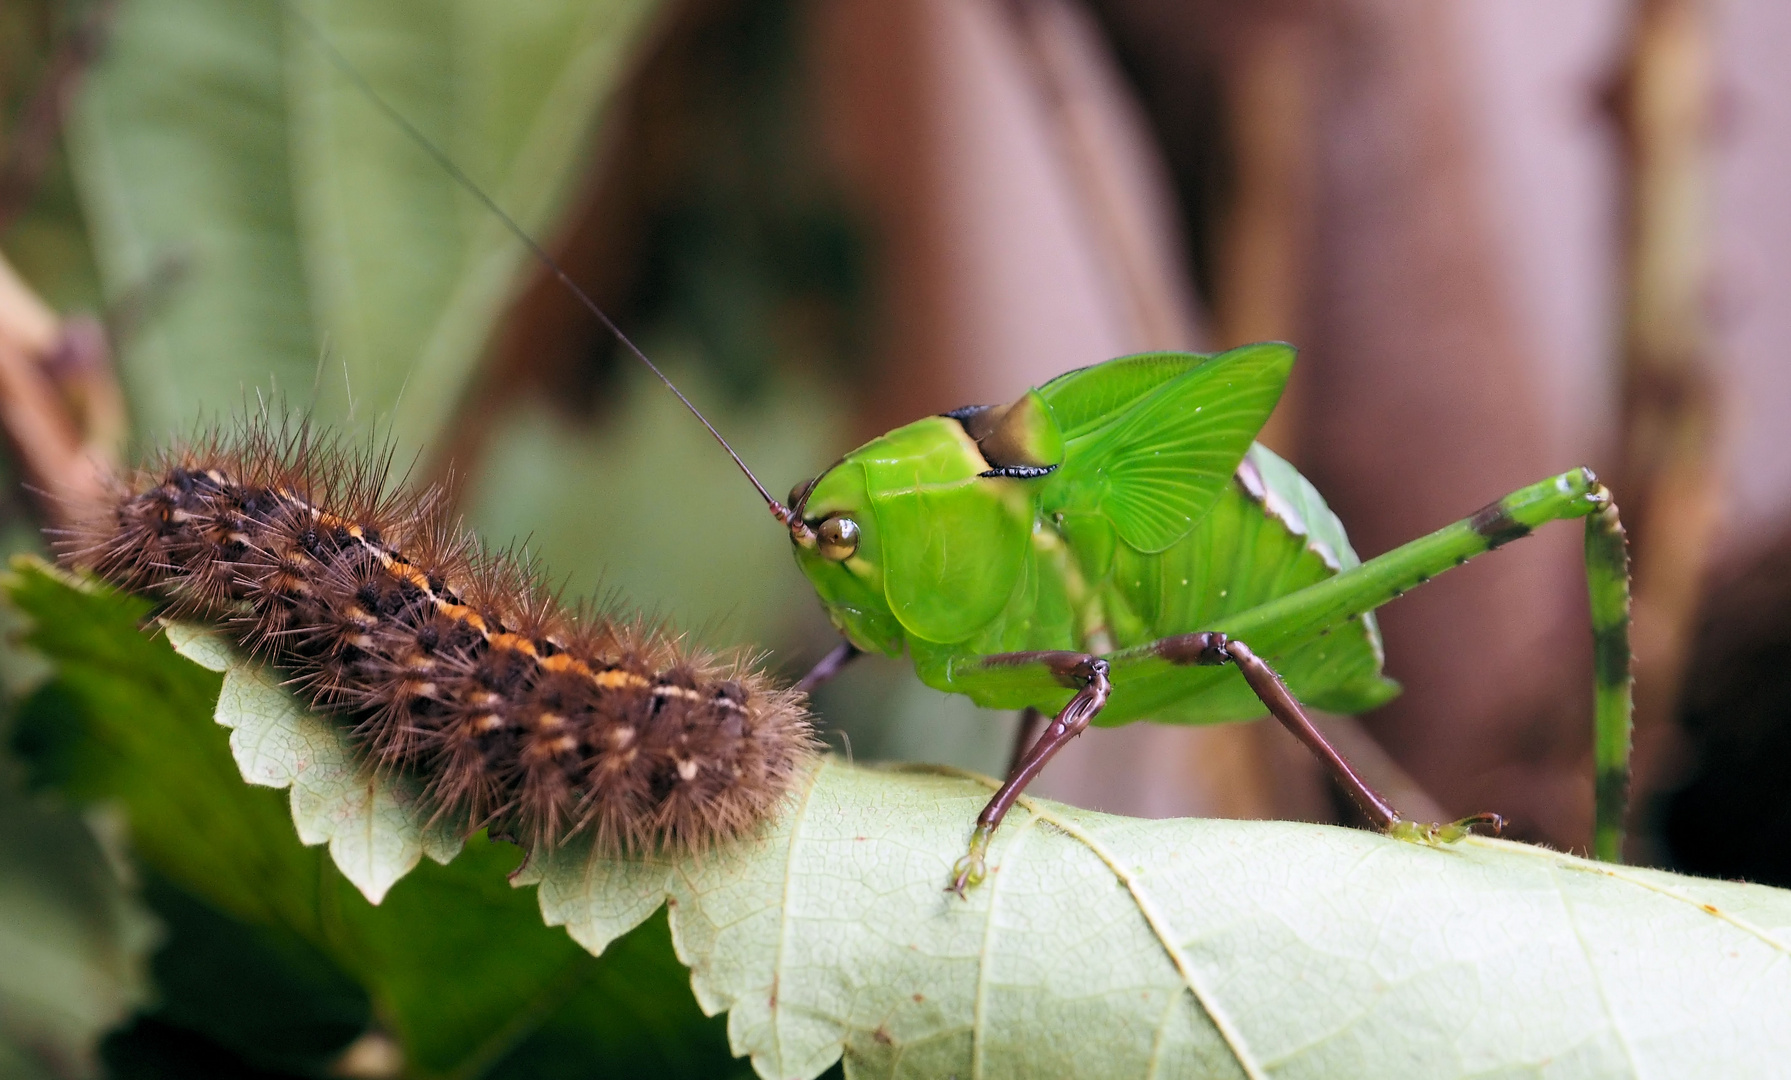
[166,621,464,904]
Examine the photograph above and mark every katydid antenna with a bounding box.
[283,5,803,528]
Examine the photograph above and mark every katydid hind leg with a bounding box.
[1583,489,1633,863]
[1154,632,1504,843]
[1111,467,1632,857]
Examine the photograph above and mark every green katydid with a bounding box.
[774,343,1632,893]
[293,10,1634,894]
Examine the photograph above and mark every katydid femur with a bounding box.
[780,345,1632,893]
[299,14,1633,894]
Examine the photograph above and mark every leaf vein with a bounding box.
[769,754,827,1076]
[973,809,1041,1080]
[1020,801,1269,1080]
[1551,862,1639,1076]
[1468,837,1791,953]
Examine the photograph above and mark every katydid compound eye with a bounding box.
[817,516,860,561]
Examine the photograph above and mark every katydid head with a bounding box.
[785,388,1069,654]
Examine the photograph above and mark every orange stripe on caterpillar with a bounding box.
[58,414,816,856]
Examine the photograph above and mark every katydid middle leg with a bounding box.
[950,654,1110,896]
[948,636,1489,896]
[1154,632,1502,842]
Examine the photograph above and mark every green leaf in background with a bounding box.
[0,782,157,1080]
[13,561,1790,1079]
[5,559,735,1079]
[67,0,662,453]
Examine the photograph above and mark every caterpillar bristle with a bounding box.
[59,413,818,857]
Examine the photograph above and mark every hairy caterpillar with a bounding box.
[60,415,815,855]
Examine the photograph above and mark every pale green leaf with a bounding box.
[167,621,460,904]
[533,759,1791,1080]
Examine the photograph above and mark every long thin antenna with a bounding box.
[284,5,796,524]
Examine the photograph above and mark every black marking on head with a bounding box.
[1468,501,1532,549]
[978,464,1058,480]
[942,403,995,424]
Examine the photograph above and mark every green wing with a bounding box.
[1042,343,1294,553]
[1038,351,1206,437]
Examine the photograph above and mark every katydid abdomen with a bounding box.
[910,441,1396,727]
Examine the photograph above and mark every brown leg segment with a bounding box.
[1155,631,1503,843]
[949,655,1110,896]
[795,639,861,695]
[1008,707,1046,775]
[949,633,1503,895]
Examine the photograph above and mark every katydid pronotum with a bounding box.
[295,9,1634,896]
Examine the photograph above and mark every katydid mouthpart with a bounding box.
[295,6,1634,894]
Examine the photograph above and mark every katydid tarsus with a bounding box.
[296,9,1635,895]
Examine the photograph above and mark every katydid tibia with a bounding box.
[296,11,1634,893]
